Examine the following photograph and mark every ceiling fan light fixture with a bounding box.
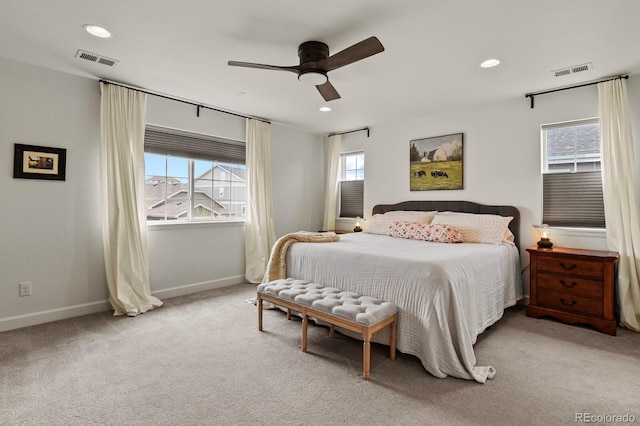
[298,70,328,86]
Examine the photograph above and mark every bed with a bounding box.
[284,200,523,383]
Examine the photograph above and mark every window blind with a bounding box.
[145,125,245,164]
[542,171,605,228]
[339,180,364,218]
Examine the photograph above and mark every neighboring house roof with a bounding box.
[195,164,246,182]
[145,175,230,219]
[547,124,600,161]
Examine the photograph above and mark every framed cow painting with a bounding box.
[409,133,463,191]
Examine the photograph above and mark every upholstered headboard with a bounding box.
[372,200,521,250]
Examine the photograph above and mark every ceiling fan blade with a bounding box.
[227,61,300,73]
[320,37,384,72]
[316,81,341,101]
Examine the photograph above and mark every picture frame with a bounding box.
[13,144,67,181]
[409,133,463,191]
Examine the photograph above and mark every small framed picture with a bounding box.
[13,144,67,181]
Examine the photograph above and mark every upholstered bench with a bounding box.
[257,278,398,380]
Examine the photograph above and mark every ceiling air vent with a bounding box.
[75,49,119,67]
[552,62,592,77]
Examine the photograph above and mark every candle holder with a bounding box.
[353,217,364,232]
[534,224,553,248]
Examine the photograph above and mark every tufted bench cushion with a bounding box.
[257,278,398,380]
[258,278,397,326]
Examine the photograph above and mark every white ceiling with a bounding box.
[1,0,639,135]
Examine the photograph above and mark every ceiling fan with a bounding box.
[228,36,384,102]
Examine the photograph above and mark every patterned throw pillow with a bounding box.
[386,221,464,243]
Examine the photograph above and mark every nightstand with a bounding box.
[526,246,618,335]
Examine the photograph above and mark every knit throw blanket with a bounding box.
[262,231,340,283]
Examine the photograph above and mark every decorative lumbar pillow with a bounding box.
[431,212,513,244]
[386,221,464,243]
[364,211,437,235]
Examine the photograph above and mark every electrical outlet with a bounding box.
[19,282,31,297]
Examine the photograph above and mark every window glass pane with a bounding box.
[576,123,600,156]
[576,161,601,172]
[541,119,604,228]
[145,153,166,177]
[145,154,167,221]
[144,126,246,223]
[194,159,213,178]
[167,156,188,179]
[339,152,364,217]
[544,120,600,173]
[231,180,246,217]
[345,155,356,171]
[341,152,364,182]
[193,175,213,220]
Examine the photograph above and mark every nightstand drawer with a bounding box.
[537,289,603,317]
[537,255,603,279]
[537,272,603,298]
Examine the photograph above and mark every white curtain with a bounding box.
[245,118,276,283]
[99,82,163,316]
[322,135,342,231]
[598,78,640,331]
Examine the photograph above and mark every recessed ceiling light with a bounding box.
[83,24,111,38]
[319,106,331,112]
[480,58,500,68]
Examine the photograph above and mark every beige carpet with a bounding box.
[1,283,639,426]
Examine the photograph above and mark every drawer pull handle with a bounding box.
[559,279,577,288]
[559,298,577,307]
[559,262,577,271]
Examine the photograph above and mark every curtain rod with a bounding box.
[98,79,271,124]
[525,75,628,109]
[328,127,370,138]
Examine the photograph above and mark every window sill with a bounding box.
[547,226,606,239]
[146,219,245,231]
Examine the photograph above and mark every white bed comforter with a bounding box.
[285,232,523,383]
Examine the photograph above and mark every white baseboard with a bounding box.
[0,275,246,333]
[151,275,246,299]
[0,300,112,333]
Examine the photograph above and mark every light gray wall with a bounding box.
[0,58,325,331]
[0,57,106,330]
[271,124,325,237]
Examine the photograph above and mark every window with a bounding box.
[541,118,605,228]
[339,152,364,218]
[144,126,246,222]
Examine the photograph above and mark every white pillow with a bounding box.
[431,212,513,244]
[364,211,437,235]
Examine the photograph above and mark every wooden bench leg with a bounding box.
[390,315,397,360]
[287,308,292,320]
[258,294,263,331]
[363,334,371,380]
[329,324,335,338]
[302,312,308,353]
